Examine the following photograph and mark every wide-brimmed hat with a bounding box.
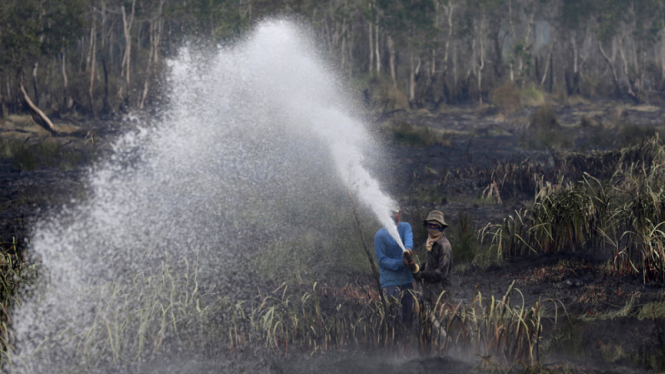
[423,210,448,228]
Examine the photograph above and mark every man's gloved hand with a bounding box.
[403,250,419,273]
[414,262,426,281]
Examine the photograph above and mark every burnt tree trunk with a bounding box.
[89,19,97,118]
[101,53,110,115]
[100,0,110,116]
[0,74,6,119]
[599,41,623,99]
[565,71,579,95]
[140,0,164,109]
[387,35,397,90]
[119,0,136,108]
[61,51,68,112]
[31,63,40,107]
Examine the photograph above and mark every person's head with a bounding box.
[389,200,401,224]
[423,210,448,238]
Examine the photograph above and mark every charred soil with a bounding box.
[3,101,665,373]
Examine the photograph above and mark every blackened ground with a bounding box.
[0,159,84,249]
[130,351,476,374]
[368,102,665,373]
[3,102,665,373]
[0,118,123,253]
[271,352,475,374]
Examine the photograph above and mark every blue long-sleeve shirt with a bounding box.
[374,222,414,288]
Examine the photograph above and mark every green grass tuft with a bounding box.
[390,121,448,147]
[0,137,86,171]
[638,301,665,320]
[481,136,665,281]
[522,84,546,107]
[519,105,572,150]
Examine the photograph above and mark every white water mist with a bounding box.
[240,21,406,250]
[10,19,405,373]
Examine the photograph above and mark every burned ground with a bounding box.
[2,101,665,372]
[375,101,665,373]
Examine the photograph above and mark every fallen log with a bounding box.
[18,76,59,136]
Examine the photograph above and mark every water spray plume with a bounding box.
[243,21,406,251]
[10,19,405,372]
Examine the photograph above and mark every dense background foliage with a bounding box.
[1,0,665,119]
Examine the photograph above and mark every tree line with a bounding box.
[1,0,664,124]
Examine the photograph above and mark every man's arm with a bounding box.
[420,239,452,282]
[437,240,452,279]
[402,223,414,251]
[374,233,405,271]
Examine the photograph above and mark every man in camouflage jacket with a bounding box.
[414,210,453,307]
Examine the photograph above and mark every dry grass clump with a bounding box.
[0,239,35,366]
[638,301,665,320]
[366,77,409,112]
[618,124,659,146]
[1,115,81,136]
[518,105,571,150]
[428,282,550,365]
[545,318,584,360]
[456,159,554,202]
[518,260,595,286]
[530,105,559,131]
[578,117,661,150]
[6,256,551,371]
[575,285,610,305]
[480,137,665,282]
[0,137,87,171]
[491,82,522,119]
[463,135,665,202]
[521,84,546,107]
[389,121,449,147]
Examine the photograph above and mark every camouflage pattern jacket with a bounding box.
[415,234,453,304]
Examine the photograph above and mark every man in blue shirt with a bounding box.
[374,201,417,328]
